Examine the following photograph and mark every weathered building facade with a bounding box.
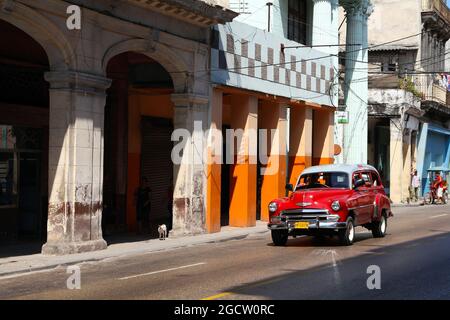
[365,0,450,203]
[1,0,345,256]
[0,0,236,254]
[337,0,450,203]
[206,0,339,231]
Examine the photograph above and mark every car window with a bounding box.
[361,172,372,186]
[297,172,350,189]
[352,172,361,188]
[371,171,382,187]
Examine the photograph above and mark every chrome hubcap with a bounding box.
[348,223,354,242]
[380,217,386,234]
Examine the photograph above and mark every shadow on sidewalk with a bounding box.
[0,240,43,259]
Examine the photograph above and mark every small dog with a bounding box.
[158,224,167,240]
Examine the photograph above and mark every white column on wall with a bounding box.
[329,0,341,163]
[311,0,332,52]
[340,0,373,164]
[330,0,339,106]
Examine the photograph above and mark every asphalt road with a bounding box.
[1,204,450,300]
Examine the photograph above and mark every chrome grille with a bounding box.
[280,209,329,222]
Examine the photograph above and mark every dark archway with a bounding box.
[103,52,175,241]
[0,19,49,256]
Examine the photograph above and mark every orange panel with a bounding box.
[206,162,221,233]
[289,155,312,186]
[312,157,335,166]
[260,155,286,221]
[229,162,257,227]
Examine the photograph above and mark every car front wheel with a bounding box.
[271,230,288,246]
[338,217,355,246]
[372,214,387,238]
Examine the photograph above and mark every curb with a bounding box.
[0,227,269,279]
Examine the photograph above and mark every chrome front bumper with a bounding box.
[268,220,347,231]
[267,211,347,231]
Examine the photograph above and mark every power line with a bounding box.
[344,48,450,71]
[200,32,424,75]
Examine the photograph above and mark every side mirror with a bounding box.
[354,179,365,189]
[285,184,294,192]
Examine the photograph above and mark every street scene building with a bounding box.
[0,0,236,254]
[0,0,344,255]
[338,0,450,203]
[2,0,450,304]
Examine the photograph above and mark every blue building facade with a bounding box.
[417,123,450,195]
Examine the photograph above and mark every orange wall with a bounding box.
[289,105,312,185]
[126,90,174,231]
[258,100,287,222]
[312,109,334,166]
[228,94,258,227]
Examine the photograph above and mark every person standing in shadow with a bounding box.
[135,177,152,235]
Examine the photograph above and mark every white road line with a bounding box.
[430,214,448,219]
[118,262,206,281]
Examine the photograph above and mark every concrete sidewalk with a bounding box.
[0,221,269,278]
[391,202,424,208]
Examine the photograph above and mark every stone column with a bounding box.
[341,0,373,164]
[206,89,223,233]
[402,130,412,202]
[42,71,111,255]
[171,93,209,236]
[390,118,403,204]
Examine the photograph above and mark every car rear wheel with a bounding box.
[372,214,387,238]
[271,230,288,246]
[338,217,355,246]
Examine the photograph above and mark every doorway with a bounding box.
[221,125,230,226]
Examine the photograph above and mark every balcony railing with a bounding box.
[422,0,450,25]
[414,73,450,106]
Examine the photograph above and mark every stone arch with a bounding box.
[0,0,76,70]
[102,38,189,93]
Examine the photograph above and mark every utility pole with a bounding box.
[266,2,273,32]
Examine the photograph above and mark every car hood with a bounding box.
[289,188,350,207]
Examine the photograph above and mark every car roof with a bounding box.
[300,164,378,176]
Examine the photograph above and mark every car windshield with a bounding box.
[296,172,350,190]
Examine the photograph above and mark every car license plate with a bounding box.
[294,221,309,229]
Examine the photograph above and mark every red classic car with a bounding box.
[268,164,393,246]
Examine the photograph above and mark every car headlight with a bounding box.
[331,200,340,211]
[268,202,278,213]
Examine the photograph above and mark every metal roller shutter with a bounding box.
[140,117,173,226]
